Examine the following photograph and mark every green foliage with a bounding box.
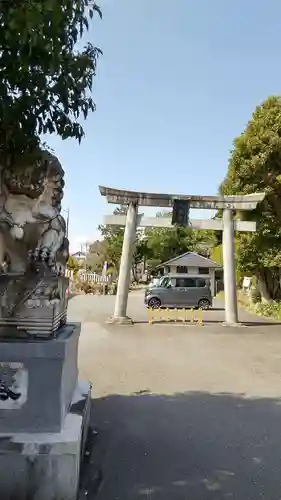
[220,96,281,300]
[250,287,261,304]
[145,213,216,268]
[98,208,217,275]
[0,0,102,169]
[79,281,108,295]
[211,243,241,285]
[98,206,128,271]
[67,255,80,273]
[145,225,194,265]
[98,205,154,275]
[87,240,106,272]
[132,237,152,279]
[211,245,223,265]
[255,301,281,320]
[239,289,281,320]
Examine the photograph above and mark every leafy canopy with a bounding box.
[220,96,281,299]
[98,208,216,275]
[0,0,102,168]
[98,206,128,271]
[144,212,216,268]
[67,255,81,273]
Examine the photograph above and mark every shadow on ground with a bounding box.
[133,320,281,327]
[79,392,281,500]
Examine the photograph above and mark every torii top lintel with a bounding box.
[99,186,265,211]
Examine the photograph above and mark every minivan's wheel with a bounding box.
[198,299,210,310]
[148,297,161,309]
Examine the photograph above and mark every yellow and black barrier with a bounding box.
[147,308,203,325]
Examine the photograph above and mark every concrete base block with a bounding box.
[0,323,80,433]
[221,322,245,327]
[106,316,133,325]
[0,380,91,500]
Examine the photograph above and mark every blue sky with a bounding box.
[47,0,281,252]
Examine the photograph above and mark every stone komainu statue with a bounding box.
[0,152,70,337]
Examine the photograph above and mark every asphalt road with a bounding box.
[68,290,280,328]
[69,294,281,500]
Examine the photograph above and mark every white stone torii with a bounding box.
[99,186,265,326]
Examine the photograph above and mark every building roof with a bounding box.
[157,252,221,269]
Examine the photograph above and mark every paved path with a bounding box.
[69,290,278,326]
[70,294,281,500]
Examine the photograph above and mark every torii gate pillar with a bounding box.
[223,209,238,324]
[107,202,138,324]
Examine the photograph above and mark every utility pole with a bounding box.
[85,242,88,272]
[66,208,70,238]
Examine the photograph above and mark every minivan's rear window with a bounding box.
[197,278,207,287]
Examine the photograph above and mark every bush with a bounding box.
[80,282,96,294]
[255,302,281,320]
[249,287,261,304]
[109,282,117,295]
[80,281,110,295]
[238,289,281,320]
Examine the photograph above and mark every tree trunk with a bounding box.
[131,264,137,282]
[266,268,281,300]
[257,270,273,304]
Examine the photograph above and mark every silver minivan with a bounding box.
[144,274,212,310]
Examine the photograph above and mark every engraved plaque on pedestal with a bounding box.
[0,362,28,410]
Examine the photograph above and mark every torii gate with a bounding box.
[99,186,265,326]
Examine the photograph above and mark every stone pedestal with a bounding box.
[0,323,91,500]
[0,380,91,500]
[0,323,80,433]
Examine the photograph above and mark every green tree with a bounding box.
[99,208,217,276]
[86,240,106,272]
[220,96,281,302]
[98,206,152,278]
[98,206,128,271]
[131,234,153,281]
[144,212,216,269]
[0,0,102,169]
[67,255,80,274]
[211,245,223,266]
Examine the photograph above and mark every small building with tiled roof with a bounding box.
[156,252,221,296]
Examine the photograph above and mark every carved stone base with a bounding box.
[0,273,68,338]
